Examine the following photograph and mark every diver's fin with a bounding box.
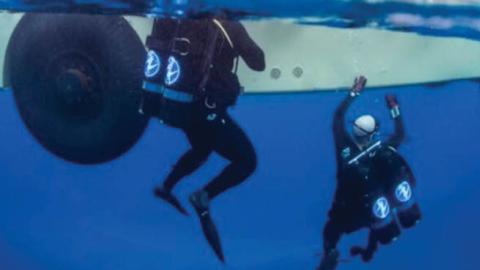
[198,210,225,263]
[190,191,225,263]
[154,187,189,216]
[317,250,340,270]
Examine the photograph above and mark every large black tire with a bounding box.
[4,13,148,164]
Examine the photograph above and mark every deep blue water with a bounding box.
[1,80,479,270]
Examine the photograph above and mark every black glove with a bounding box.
[385,94,400,118]
[350,76,367,97]
[386,94,399,108]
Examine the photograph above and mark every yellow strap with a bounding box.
[212,19,234,49]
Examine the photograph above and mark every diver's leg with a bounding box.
[188,114,255,262]
[193,114,257,203]
[317,217,343,270]
[350,231,378,262]
[161,148,212,192]
[155,127,212,215]
[362,231,379,262]
[323,218,343,253]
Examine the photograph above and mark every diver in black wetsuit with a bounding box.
[317,76,421,270]
[140,14,265,261]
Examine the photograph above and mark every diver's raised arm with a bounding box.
[385,95,405,149]
[222,20,266,71]
[333,76,367,150]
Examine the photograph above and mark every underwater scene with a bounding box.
[0,1,480,270]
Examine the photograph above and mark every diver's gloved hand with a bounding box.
[386,94,399,108]
[385,94,400,118]
[350,246,374,262]
[350,76,367,97]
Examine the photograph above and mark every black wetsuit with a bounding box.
[323,93,406,254]
[145,19,265,201]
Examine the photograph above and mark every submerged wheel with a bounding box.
[4,13,148,164]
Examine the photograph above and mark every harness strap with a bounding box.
[213,19,240,74]
[143,81,194,103]
[213,19,234,49]
[348,141,382,166]
[197,20,221,92]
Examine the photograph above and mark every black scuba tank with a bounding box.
[388,169,422,229]
[375,147,422,229]
[368,191,401,245]
[144,18,220,95]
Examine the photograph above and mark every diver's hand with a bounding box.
[386,94,401,118]
[386,94,399,108]
[350,76,367,97]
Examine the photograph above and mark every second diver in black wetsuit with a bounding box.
[317,76,421,270]
[140,14,265,262]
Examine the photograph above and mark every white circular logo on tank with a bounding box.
[165,56,181,86]
[395,181,412,203]
[144,51,161,78]
[372,197,390,219]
